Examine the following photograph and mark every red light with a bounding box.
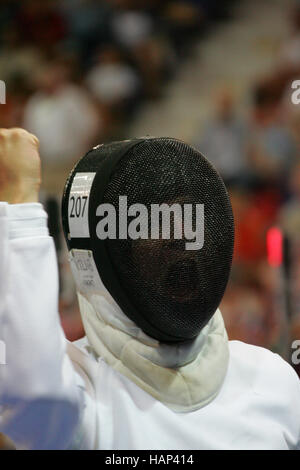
[266,227,283,267]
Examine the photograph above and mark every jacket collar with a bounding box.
[77,289,229,412]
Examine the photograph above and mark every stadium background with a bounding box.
[1,0,300,447]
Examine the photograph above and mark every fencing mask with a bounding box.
[61,137,234,344]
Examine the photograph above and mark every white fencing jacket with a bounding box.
[0,202,300,450]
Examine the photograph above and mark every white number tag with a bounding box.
[68,172,96,238]
[69,249,103,294]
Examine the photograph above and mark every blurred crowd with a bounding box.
[192,3,300,367]
[0,0,234,191]
[2,0,300,371]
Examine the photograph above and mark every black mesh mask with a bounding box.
[62,137,234,343]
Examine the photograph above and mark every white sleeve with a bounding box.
[0,202,84,449]
[264,351,300,450]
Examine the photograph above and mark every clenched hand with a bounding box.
[0,128,41,203]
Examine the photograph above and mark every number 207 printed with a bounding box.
[69,195,88,218]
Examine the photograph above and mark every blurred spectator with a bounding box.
[86,46,140,112]
[287,105,300,156]
[193,89,250,185]
[162,1,205,55]
[221,278,278,349]
[0,26,43,86]
[280,163,300,367]
[0,1,19,33]
[230,184,280,265]
[23,61,101,193]
[111,4,153,49]
[280,162,300,242]
[111,2,171,97]
[248,79,296,187]
[280,3,300,69]
[60,0,113,67]
[17,0,66,51]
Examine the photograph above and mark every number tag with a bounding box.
[68,172,96,238]
[69,249,103,294]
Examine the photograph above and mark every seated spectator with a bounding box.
[0,26,43,86]
[23,61,101,194]
[280,162,300,242]
[86,47,140,112]
[111,2,170,97]
[111,4,153,49]
[279,3,300,70]
[162,0,205,55]
[248,79,297,187]
[60,0,113,67]
[17,0,66,51]
[193,88,250,186]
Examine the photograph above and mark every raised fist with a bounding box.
[0,128,41,204]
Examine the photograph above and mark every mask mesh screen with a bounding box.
[101,138,234,340]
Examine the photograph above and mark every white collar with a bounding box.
[77,288,229,412]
